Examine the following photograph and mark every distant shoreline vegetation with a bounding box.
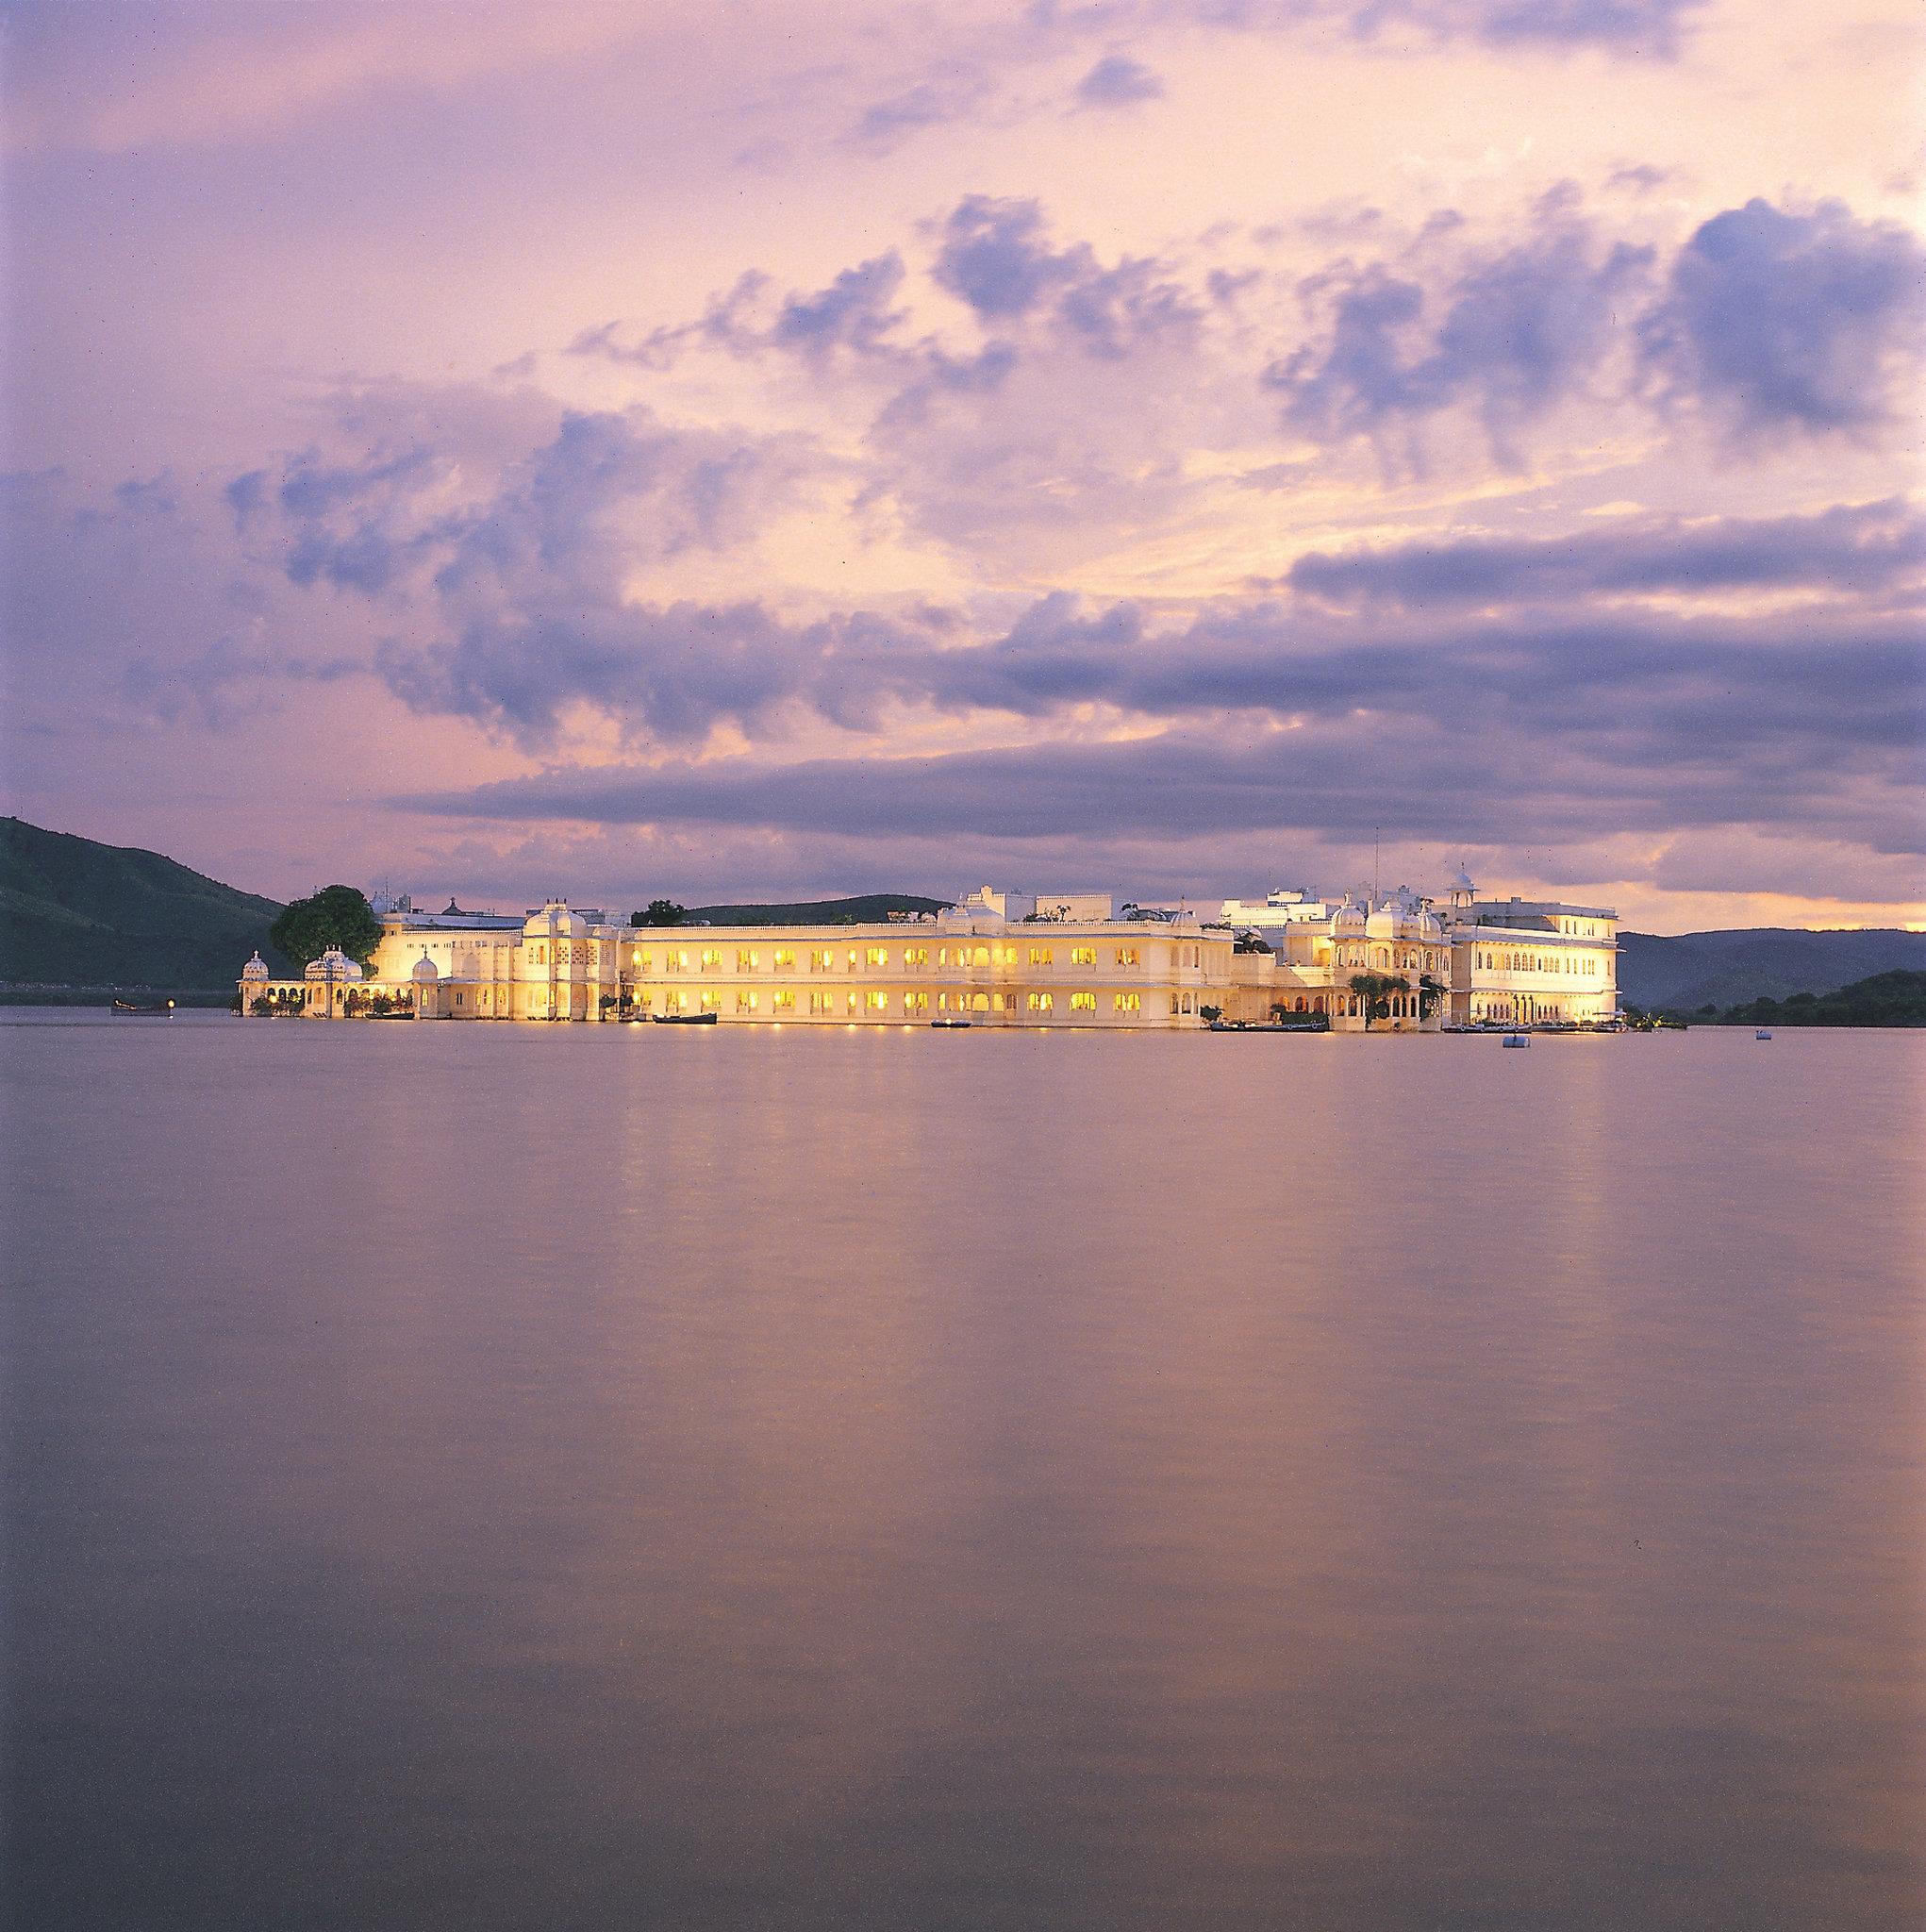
[1629,969,1926,1029]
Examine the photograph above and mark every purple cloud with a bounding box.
[1639,198,1926,438]
[1270,213,1652,466]
[1287,500,1926,606]
[1074,54,1164,106]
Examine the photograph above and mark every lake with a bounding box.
[5,1012,1921,1930]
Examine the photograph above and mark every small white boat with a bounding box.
[1502,1032,1530,1049]
[1755,1029,1772,1041]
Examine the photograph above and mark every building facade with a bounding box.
[241,876,1618,1030]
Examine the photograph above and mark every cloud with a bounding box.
[1268,208,1652,467]
[398,597,1922,852]
[1639,198,1926,439]
[1074,53,1164,105]
[847,67,993,152]
[1287,500,1926,607]
[932,195,1087,320]
[772,253,911,358]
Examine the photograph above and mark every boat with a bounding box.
[1755,1029,1772,1041]
[930,1017,971,1029]
[1501,1032,1530,1048]
[110,997,175,1015]
[652,1011,718,1024]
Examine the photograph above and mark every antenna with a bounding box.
[1373,827,1380,906]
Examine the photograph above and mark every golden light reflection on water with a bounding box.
[6,1015,1922,1929]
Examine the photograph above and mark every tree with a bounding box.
[1347,972,1403,1030]
[249,994,272,1016]
[1417,974,1444,1019]
[271,885,382,970]
[632,900,687,927]
[1199,1003,1223,1024]
[370,991,393,1016]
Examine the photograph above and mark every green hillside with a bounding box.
[1714,969,1926,1027]
[685,892,952,925]
[1618,927,1926,1011]
[0,817,288,990]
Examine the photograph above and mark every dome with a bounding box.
[411,952,440,983]
[523,901,582,940]
[1453,869,1478,894]
[240,950,271,982]
[305,944,364,982]
[1333,901,1366,931]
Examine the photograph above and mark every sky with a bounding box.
[3,0,1922,931]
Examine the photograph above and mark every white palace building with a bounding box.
[239,875,1618,1032]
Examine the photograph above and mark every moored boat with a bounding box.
[110,997,175,1014]
[653,1011,718,1024]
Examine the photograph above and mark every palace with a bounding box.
[239,875,1618,1030]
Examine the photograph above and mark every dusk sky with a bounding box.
[4,0,1921,929]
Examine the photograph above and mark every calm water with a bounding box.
[5,1012,1922,1931]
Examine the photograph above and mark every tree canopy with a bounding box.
[269,884,382,969]
[632,900,688,927]
[1347,972,1405,1029]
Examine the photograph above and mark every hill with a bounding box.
[1717,969,1926,1028]
[0,817,287,991]
[685,892,952,925]
[1617,927,1926,1013]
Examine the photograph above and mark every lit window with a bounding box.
[938,947,950,967]
[905,991,928,1012]
[1115,991,1140,1012]
[904,947,928,967]
[866,946,888,968]
[1029,947,1054,967]
[737,990,758,1011]
[1115,947,1139,967]
[1070,946,1096,966]
[773,948,795,969]
[633,948,647,969]
[865,990,888,1010]
[809,991,835,1014]
[672,949,689,970]
[848,950,859,971]
[773,990,795,1010]
[737,949,759,971]
[811,948,833,971]
[700,990,722,1010]
[1071,991,1096,1011]
[701,948,722,971]
[1027,991,1054,1012]
[971,992,989,1011]
[971,946,990,967]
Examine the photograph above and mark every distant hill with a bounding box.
[1618,927,1926,1013]
[1716,969,1926,1028]
[0,817,287,991]
[683,892,952,925]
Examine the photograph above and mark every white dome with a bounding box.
[241,950,271,981]
[523,902,582,939]
[411,952,440,982]
[305,945,364,982]
[1453,869,1478,894]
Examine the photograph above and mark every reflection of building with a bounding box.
[238,874,1617,1030]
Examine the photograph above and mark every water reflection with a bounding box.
[6,1016,1922,1929]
